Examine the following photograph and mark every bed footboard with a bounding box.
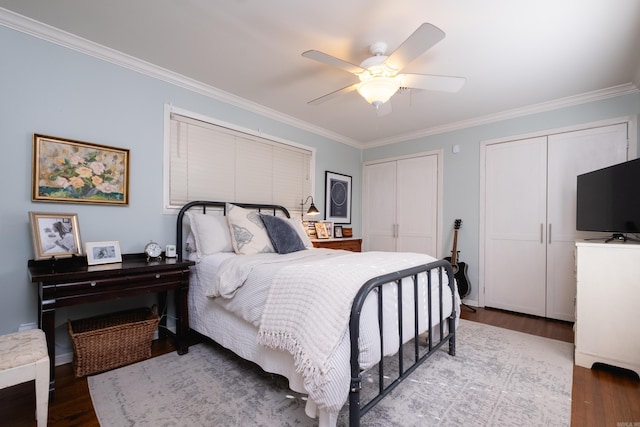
[348,259,456,427]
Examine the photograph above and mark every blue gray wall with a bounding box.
[0,25,362,352]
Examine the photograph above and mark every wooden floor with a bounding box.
[2,307,638,426]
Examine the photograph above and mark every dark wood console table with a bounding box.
[28,253,195,393]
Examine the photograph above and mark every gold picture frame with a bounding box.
[29,211,82,260]
[314,221,329,239]
[32,134,130,205]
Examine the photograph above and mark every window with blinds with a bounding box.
[167,111,314,215]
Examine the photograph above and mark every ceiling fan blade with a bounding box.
[302,50,365,74]
[385,23,445,72]
[308,83,358,105]
[401,73,466,93]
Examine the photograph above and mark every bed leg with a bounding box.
[448,315,456,356]
[349,376,361,427]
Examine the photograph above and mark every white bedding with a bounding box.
[188,248,460,425]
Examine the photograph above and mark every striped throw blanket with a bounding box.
[257,251,437,398]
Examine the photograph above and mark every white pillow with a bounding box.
[226,203,275,255]
[289,218,313,248]
[185,211,234,259]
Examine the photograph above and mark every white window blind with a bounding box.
[168,112,313,215]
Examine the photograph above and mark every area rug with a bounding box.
[88,319,573,426]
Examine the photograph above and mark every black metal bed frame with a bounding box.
[176,201,456,427]
[348,260,456,426]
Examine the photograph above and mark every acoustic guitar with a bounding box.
[444,219,471,301]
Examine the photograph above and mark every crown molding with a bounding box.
[367,83,640,148]
[0,8,361,149]
[2,8,637,151]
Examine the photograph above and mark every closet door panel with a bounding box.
[484,137,547,316]
[485,240,547,315]
[396,155,438,254]
[364,161,397,251]
[545,123,628,320]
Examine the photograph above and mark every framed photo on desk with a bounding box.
[314,221,329,239]
[29,211,82,260]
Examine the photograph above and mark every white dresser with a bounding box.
[574,240,640,376]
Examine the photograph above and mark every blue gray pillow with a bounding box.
[259,214,306,254]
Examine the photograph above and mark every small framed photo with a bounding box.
[85,241,122,265]
[321,221,333,238]
[314,222,329,239]
[334,225,343,238]
[29,212,82,260]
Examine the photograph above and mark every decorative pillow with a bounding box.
[288,218,314,248]
[226,203,275,255]
[260,214,306,254]
[185,211,234,259]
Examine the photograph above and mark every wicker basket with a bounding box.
[68,305,160,377]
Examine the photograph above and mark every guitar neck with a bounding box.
[450,229,459,266]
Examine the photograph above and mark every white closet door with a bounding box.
[363,161,397,251]
[545,123,628,320]
[363,153,440,254]
[484,136,548,316]
[396,155,438,254]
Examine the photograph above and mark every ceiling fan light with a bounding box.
[356,77,401,106]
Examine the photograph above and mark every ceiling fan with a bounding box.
[302,23,465,111]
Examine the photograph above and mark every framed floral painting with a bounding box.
[32,134,129,205]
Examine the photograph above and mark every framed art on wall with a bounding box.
[29,211,82,260]
[325,171,351,224]
[85,241,122,265]
[32,134,130,205]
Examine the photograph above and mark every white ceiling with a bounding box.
[2,0,639,148]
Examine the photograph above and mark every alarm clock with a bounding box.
[144,241,163,262]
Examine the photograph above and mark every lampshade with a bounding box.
[301,195,320,218]
[306,201,320,215]
[357,77,401,107]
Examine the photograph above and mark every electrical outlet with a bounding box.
[18,322,37,332]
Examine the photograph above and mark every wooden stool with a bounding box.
[0,329,49,426]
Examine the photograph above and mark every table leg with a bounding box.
[176,279,190,355]
[158,291,168,340]
[39,305,56,396]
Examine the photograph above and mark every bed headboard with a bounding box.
[176,200,291,261]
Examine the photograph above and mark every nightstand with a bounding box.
[311,238,362,252]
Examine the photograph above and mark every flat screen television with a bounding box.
[576,158,640,239]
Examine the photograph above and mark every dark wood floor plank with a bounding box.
[1,307,638,426]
